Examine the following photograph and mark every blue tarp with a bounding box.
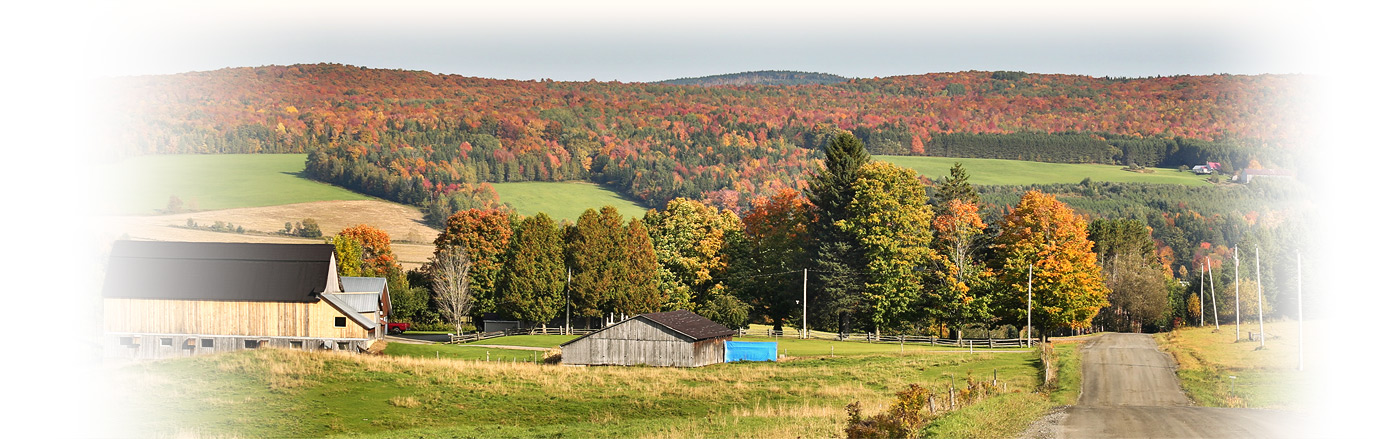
[724,341,777,362]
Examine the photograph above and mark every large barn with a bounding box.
[560,310,735,367]
[101,241,381,359]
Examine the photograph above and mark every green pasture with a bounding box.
[96,154,371,214]
[875,155,1212,186]
[492,181,649,221]
[109,340,1076,438]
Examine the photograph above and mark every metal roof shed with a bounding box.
[560,310,735,367]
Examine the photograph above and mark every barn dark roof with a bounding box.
[102,241,337,303]
[561,310,735,347]
[637,310,736,341]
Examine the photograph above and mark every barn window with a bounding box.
[334,317,347,328]
[336,341,349,350]
[244,340,261,349]
[119,336,139,346]
[200,338,214,348]
[290,340,303,349]
[159,338,173,347]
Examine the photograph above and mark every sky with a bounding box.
[79,0,1325,81]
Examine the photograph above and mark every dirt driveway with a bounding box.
[1030,333,1304,438]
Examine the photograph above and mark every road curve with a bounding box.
[1043,333,1303,439]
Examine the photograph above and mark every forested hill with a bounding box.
[106,63,1309,220]
[657,70,848,86]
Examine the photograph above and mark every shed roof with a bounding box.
[327,292,380,314]
[560,310,734,347]
[102,241,336,303]
[637,310,736,341]
[340,276,387,293]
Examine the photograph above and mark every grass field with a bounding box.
[1154,320,1314,410]
[107,340,1077,438]
[874,155,1212,186]
[492,181,649,220]
[97,154,373,215]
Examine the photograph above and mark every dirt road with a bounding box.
[1032,333,1303,439]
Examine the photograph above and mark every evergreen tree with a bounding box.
[617,218,662,315]
[806,131,870,333]
[497,213,566,326]
[932,162,979,209]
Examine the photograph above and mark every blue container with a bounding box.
[724,341,777,362]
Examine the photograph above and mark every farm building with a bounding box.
[560,310,735,367]
[333,276,392,338]
[101,241,380,359]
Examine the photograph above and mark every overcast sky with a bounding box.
[80,0,1324,81]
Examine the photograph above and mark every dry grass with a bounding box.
[1155,320,1314,410]
[388,396,421,408]
[115,346,1050,438]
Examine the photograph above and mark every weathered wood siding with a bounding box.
[560,319,730,367]
[693,338,728,366]
[104,298,369,339]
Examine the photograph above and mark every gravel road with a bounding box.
[1026,333,1304,439]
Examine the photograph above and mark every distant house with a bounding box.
[1235,168,1295,184]
[102,241,378,359]
[560,310,734,367]
[1192,165,1213,175]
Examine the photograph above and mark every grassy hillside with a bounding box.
[107,346,1063,438]
[97,154,371,215]
[875,155,1213,187]
[99,154,649,222]
[492,181,649,221]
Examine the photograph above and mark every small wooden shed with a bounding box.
[560,310,735,367]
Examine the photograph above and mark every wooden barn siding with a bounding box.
[692,338,729,366]
[104,298,368,339]
[561,319,730,367]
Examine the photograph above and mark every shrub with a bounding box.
[845,383,930,438]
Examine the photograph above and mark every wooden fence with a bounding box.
[441,325,1033,348]
[759,328,1035,347]
[447,327,596,344]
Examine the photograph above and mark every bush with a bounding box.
[845,383,930,438]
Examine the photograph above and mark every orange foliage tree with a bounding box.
[993,191,1109,339]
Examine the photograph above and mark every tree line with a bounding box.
[334,134,1136,339]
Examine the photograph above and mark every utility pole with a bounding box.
[1208,258,1219,330]
[1234,248,1240,342]
[1027,264,1033,346]
[1199,264,1205,327]
[565,267,571,333]
[802,268,808,339]
[1256,247,1264,349]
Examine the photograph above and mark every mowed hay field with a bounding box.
[874,155,1212,186]
[96,154,372,215]
[105,342,1079,438]
[98,200,439,268]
